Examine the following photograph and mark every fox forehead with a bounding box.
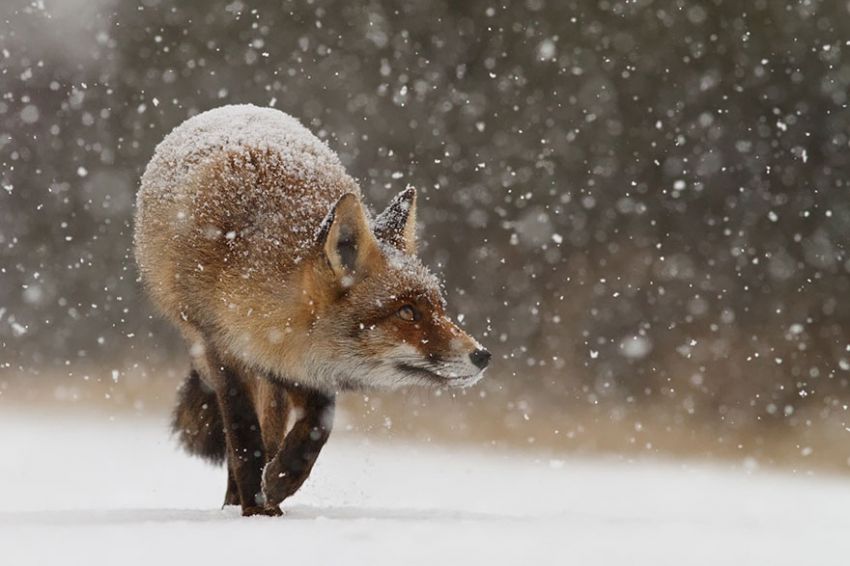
[364,248,446,309]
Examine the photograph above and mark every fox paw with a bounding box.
[242,505,284,517]
[262,465,310,508]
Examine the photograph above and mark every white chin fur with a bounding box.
[447,369,486,389]
[386,356,486,389]
[309,346,486,391]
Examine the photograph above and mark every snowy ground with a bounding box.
[0,410,847,565]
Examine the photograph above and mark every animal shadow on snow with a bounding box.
[0,506,518,526]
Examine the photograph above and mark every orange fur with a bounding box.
[135,104,487,393]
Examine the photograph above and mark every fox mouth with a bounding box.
[395,363,480,387]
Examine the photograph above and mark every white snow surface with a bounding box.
[0,410,847,565]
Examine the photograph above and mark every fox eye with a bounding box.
[397,304,418,322]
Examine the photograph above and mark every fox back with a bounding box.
[135,104,489,392]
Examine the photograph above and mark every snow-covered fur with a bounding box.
[135,104,488,393]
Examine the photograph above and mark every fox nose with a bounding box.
[469,348,491,370]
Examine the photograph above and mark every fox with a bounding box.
[134,104,490,516]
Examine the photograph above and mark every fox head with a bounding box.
[301,188,490,390]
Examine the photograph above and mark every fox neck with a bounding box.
[210,260,331,389]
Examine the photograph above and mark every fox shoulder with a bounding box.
[134,104,360,321]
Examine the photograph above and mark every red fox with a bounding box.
[134,104,490,516]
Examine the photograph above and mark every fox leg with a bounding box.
[223,463,240,507]
[205,351,281,517]
[255,376,291,458]
[262,386,335,507]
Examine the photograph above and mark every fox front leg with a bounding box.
[223,463,240,507]
[207,354,282,517]
[262,387,335,506]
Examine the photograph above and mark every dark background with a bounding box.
[3,0,850,466]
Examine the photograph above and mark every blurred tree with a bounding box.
[2,0,850,439]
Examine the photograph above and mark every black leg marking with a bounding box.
[214,363,279,516]
[263,387,335,506]
[223,461,240,507]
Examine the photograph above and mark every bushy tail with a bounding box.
[171,369,226,464]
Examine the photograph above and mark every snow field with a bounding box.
[0,410,848,566]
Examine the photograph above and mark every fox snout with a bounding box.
[426,318,491,385]
[444,344,490,388]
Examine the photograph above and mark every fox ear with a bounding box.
[374,186,417,254]
[317,193,381,283]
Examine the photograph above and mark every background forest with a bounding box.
[3,0,850,469]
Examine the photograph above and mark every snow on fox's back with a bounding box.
[135,104,361,279]
[138,104,358,205]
